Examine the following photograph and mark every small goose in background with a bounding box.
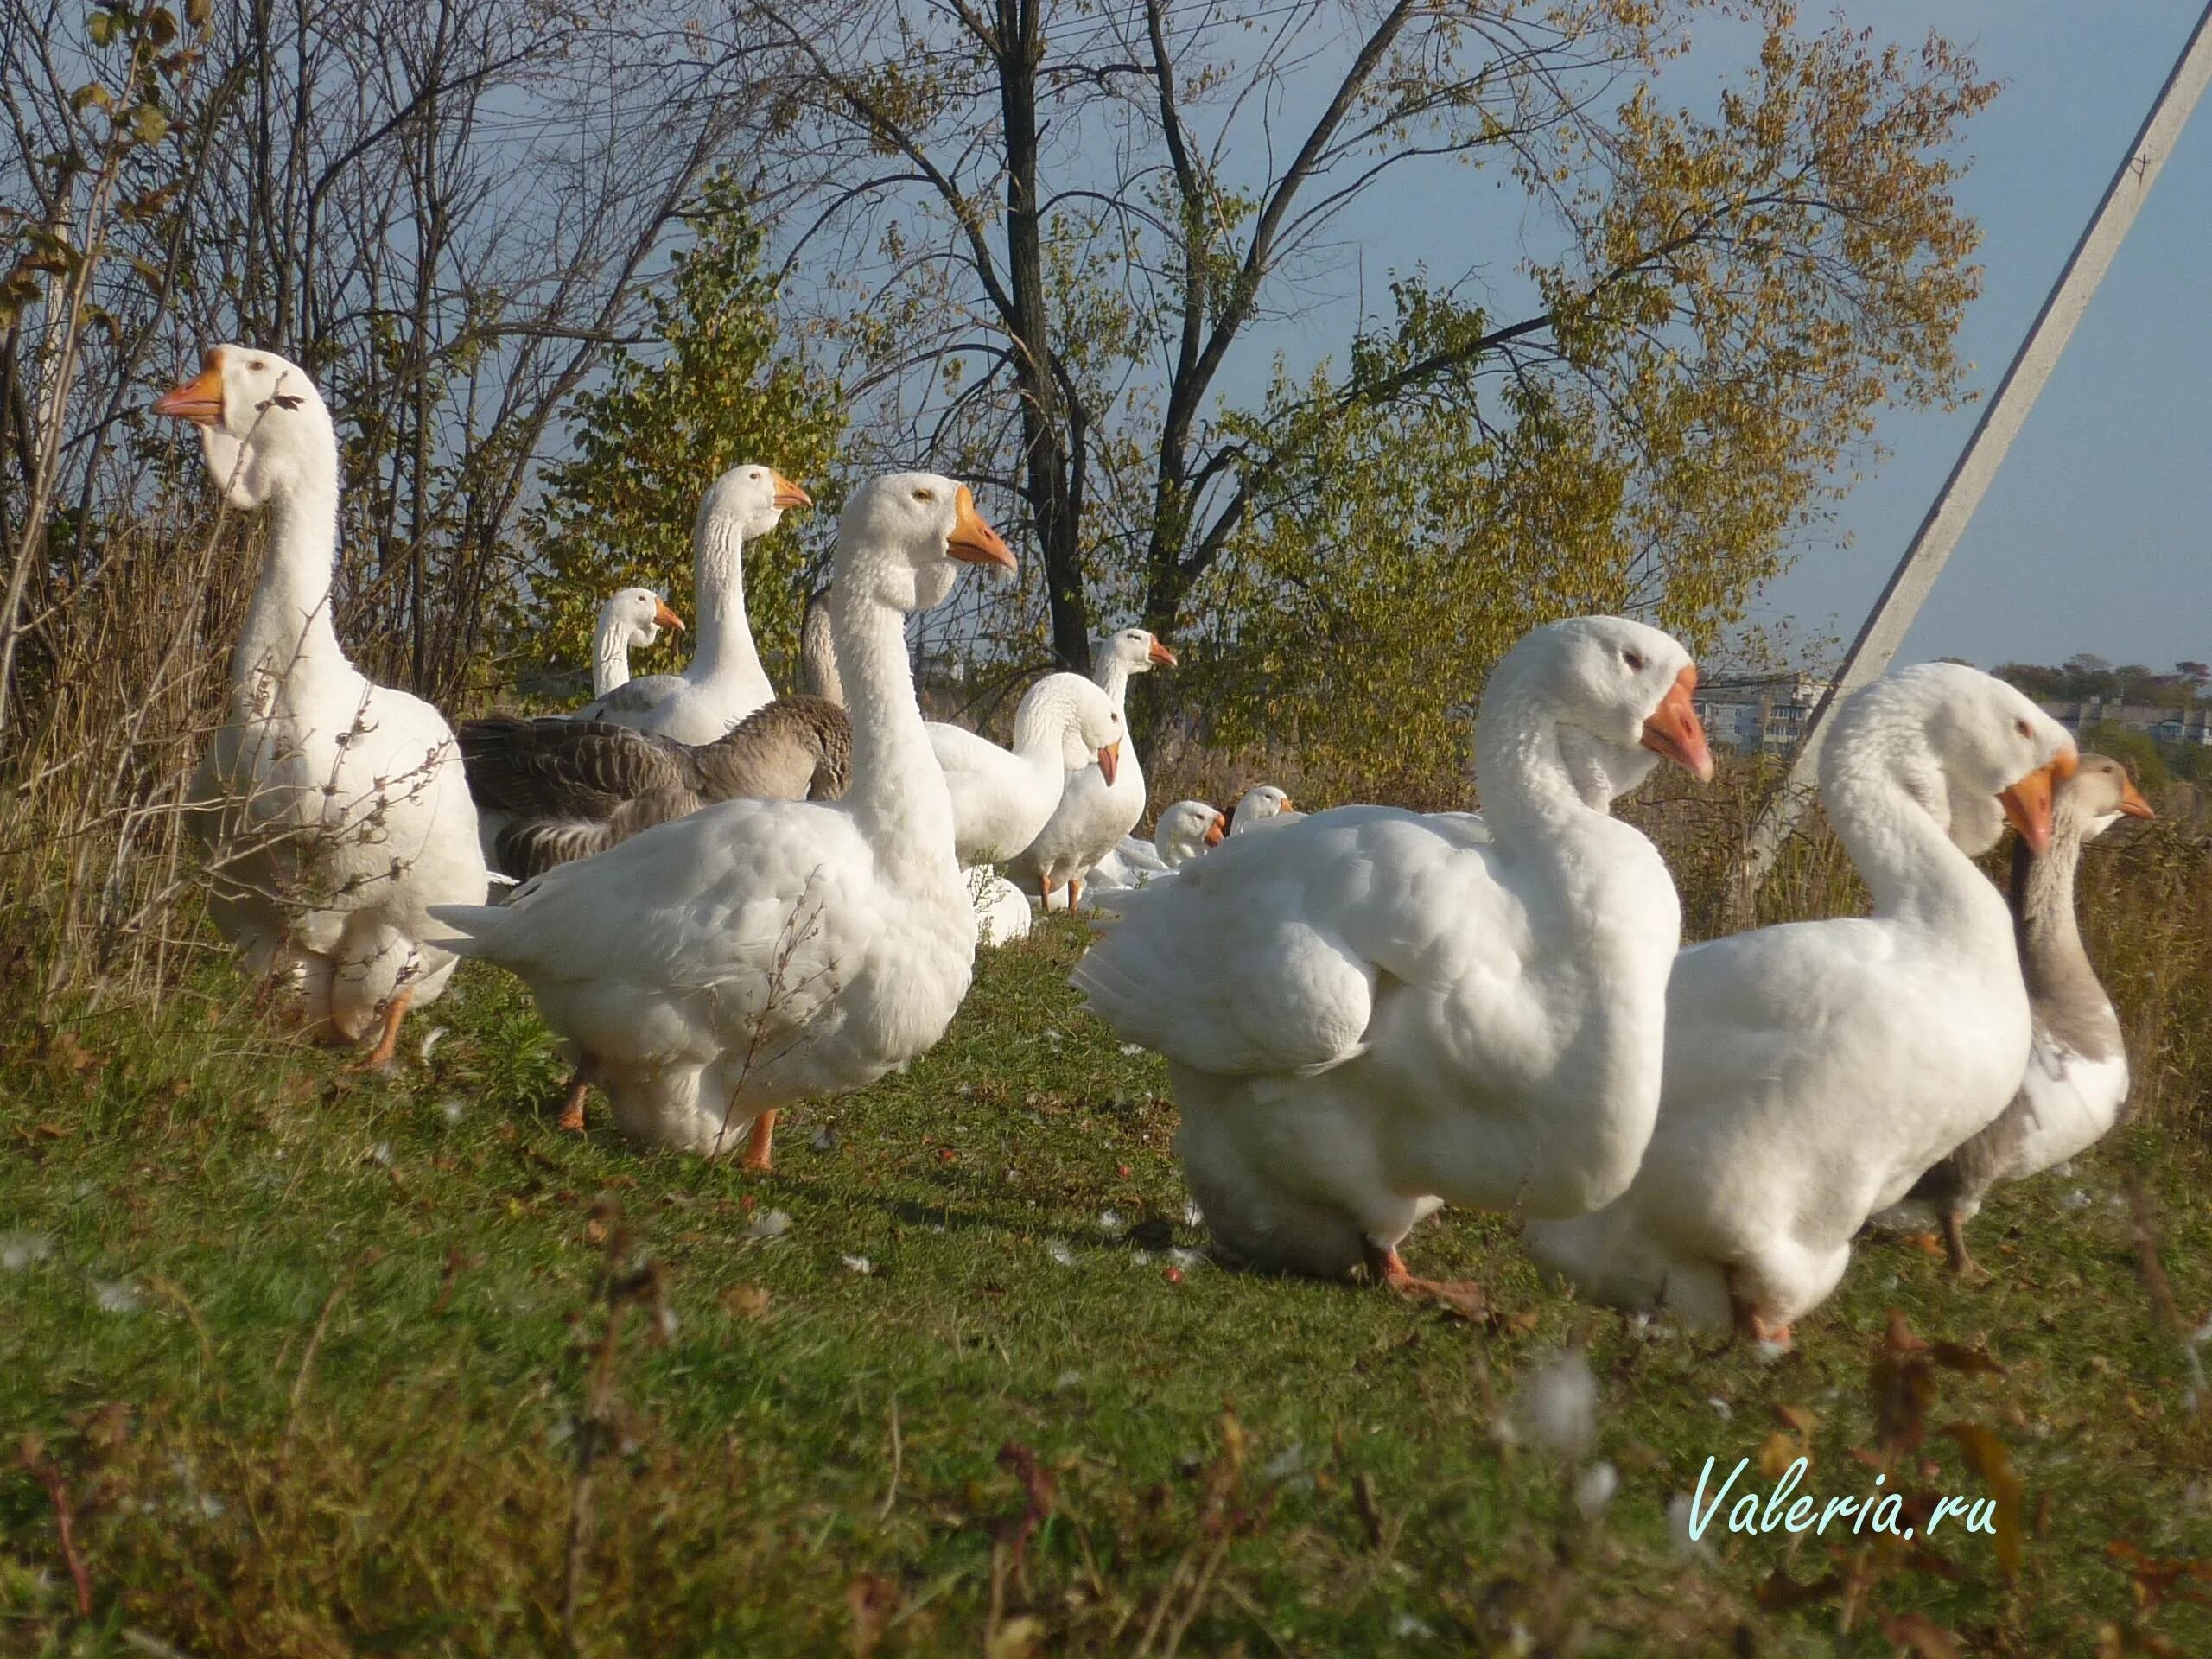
[1878,752,2152,1275]
[576,464,811,741]
[1228,785,1300,835]
[1524,664,2076,1347]
[1084,799,1229,900]
[590,588,684,697]
[1010,627,1176,911]
[928,672,1124,868]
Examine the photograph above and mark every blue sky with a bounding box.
[1747,1,2212,674]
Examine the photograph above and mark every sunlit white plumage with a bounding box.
[152,346,488,1065]
[1010,627,1175,907]
[575,463,811,741]
[1072,617,1714,1281]
[1525,664,2078,1340]
[590,587,684,697]
[928,672,1123,868]
[430,474,1014,1155]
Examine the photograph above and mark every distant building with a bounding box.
[1691,674,1831,753]
[2037,696,2212,746]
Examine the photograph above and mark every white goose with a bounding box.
[589,587,684,697]
[1876,751,2152,1275]
[1084,799,1228,897]
[431,474,1014,1167]
[153,347,489,1065]
[1072,617,1713,1290]
[1524,664,2077,1345]
[576,463,812,741]
[1010,627,1175,910]
[1228,785,1301,835]
[928,672,1124,868]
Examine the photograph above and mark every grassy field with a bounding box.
[5,905,2212,1657]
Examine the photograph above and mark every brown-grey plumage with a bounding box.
[460,695,852,880]
[1898,752,2151,1274]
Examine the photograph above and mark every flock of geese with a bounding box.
[154,345,2155,1346]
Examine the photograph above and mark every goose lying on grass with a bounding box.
[1074,617,1713,1295]
[432,474,1014,1167]
[1086,798,1229,894]
[459,696,851,880]
[154,346,488,1067]
[590,588,684,697]
[576,463,811,741]
[1524,664,2077,1345]
[1228,785,1300,835]
[1010,628,1174,911]
[1875,751,2152,1276]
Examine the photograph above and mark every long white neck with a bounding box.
[1009,684,1077,770]
[591,613,632,696]
[830,577,957,877]
[234,470,348,709]
[1822,752,2012,945]
[689,512,772,699]
[1473,683,1618,849]
[1095,655,1132,708]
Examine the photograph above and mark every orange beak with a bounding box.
[1999,764,2062,855]
[769,470,812,511]
[1147,637,1178,667]
[653,598,686,632]
[2118,774,2155,819]
[946,485,1017,572]
[152,353,226,425]
[1097,740,1121,787]
[1639,665,1713,783]
[1205,813,1226,846]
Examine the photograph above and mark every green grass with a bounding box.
[4,918,2212,1656]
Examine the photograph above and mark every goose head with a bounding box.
[602,587,683,650]
[1096,626,1176,677]
[1062,674,1126,782]
[833,473,1015,614]
[1827,663,2077,855]
[152,346,334,508]
[696,462,812,543]
[1156,799,1228,866]
[1487,617,1714,787]
[2066,752,2156,842]
[1228,784,1297,835]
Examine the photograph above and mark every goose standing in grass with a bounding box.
[1073,618,1713,1292]
[458,696,851,880]
[576,464,811,741]
[1875,752,2152,1276]
[1010,627,1175,911]
[1524,664,2077,1345]
[153,347,488,1066]
[928,672,1123,868]
[432,474,1014,1166]
[1228,785,1300,835]
[589,588,684,697]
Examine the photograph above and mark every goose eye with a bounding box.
[249,359,266,372]
[1623,649,1644,671]
[912,487,935,502]
[2014,718,2032,739]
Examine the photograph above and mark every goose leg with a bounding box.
[556,1070,592,1134]
[356,988,413,1071]
[1068,876,1084,912]
[1038,874,1054,912]
[1362,1240,1487,1319]
[1938,1208,1986,1282]
[1724,1265,1792,1350]
[741,1109,779,1173]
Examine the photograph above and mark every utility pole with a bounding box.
[1736,0,2212,905]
